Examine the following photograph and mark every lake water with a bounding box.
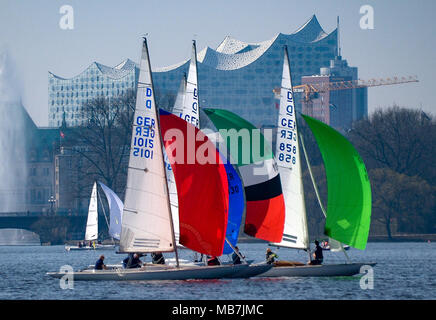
[0,242,434,300]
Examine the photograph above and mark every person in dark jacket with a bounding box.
[123,253,143,268]
[309,240,323,265]
[151,252,165,264]
[95,255,107,270]
[207,256,220,266]
[232,246,245,265]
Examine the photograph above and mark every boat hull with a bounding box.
[47,264,250,281]
[225,263,272,278]
[257,262,376,277]
[65,244,116,251]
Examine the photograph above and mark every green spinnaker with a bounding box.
[301,114,372,250]
[203,108,274,166]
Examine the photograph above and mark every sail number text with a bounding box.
[277,90,298,166]
[133,88,156,159]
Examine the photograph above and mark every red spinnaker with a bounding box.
[159,109,229,256]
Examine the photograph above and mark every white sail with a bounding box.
[272,48,309,250]
[169,41,200,245]
[84,182,98,241]
[174,40,200,128]
[120,38,175,253]
[98,181,123,240]
[171,73,187,117]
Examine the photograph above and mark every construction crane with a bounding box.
[274,75,419,104]
[273,75,419,119]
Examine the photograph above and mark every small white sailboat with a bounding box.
[64,182,115,251]
[259,47,375,277]
[48,37,254,281]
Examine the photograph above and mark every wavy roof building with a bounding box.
[48,59,138,127]
[49,15,346,128]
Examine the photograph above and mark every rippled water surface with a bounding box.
[0,242,434,300]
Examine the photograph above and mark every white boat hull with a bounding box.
[257,262,376,277]
[47,264,250,281]
[65,244,116,251]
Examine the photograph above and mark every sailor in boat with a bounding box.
[194,253,204,263]
[122,253,143,269]
[151,252,165,265]
[308,240,323,265]
[207,256,221,266]
[95,255,108,270]
[266,248,278,264]
[232,246,245,265]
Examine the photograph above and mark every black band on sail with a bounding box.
[244,174,283,201]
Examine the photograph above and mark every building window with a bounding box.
[43,168,49,176]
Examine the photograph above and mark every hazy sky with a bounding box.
[0,0,434,126]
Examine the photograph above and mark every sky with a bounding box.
[0,0,434,126]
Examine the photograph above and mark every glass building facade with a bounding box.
[48,16,367,129]
[48,60,138,127]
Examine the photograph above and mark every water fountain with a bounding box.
[0,50,28,213]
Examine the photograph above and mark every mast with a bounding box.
[337,16,341,58]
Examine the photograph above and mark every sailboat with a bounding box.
[164,41,269,277]
[97,181,123,241]
[172,41,245,256]
[48,37,255,281]
[259,47,375,277]
[64,182,115,251]
[203,47,375,277]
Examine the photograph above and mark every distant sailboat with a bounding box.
[64,182,116,251]
[98,181,123,241]
[261,47,375,277]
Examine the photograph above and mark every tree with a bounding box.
[63,90,136,199]
[348,106,436,185]
[30,216,71,245]
[369,168,435,238]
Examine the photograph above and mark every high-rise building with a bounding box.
[301,56,368,130]
[49,15,364,129]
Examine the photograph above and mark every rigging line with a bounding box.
[298,131,326,218]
